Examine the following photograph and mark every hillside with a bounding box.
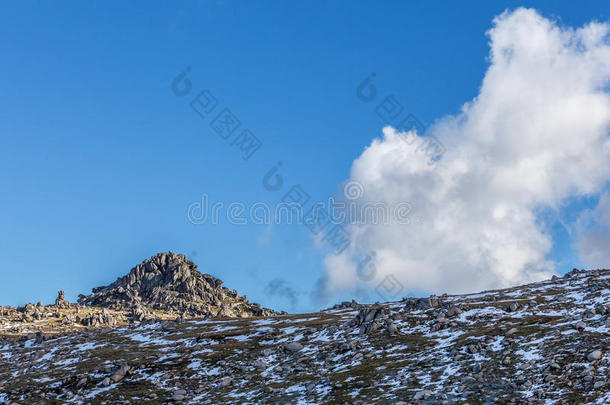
[0,267,608,403]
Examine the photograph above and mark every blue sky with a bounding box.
[1,1,610,313]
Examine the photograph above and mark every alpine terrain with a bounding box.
[0,254,609,404]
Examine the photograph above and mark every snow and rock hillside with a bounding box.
[0,268,609,404]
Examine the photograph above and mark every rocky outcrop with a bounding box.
[55,290,71,309]
[77,309,118,327]
[77,252,274,318]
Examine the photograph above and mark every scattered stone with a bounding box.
[171,389,187,401]
[414,389,433,400]
[587,350,602,362]
[285,342,303,352]
[110,363,131,383]
[77,376,88,387]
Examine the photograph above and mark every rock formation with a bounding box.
[78,251,274,318]
[55,290,70,309]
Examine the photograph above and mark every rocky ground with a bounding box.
[1,267,609,404]
[0,253,276,336]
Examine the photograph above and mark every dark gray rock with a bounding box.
[77,252,275,318]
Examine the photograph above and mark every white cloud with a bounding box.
[576,193,610,268]
[319,8,610,302]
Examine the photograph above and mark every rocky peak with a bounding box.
[78,252,274,318]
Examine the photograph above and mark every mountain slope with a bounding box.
[1,268,609,403]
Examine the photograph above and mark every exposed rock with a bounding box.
[110,363,131,383]
[79,309,117,327]
[220,377,232,387]
[77,376,88,387]
[78,252,275,318]
[55,291,70,309]
[414,389,433,400]
[172,389,187,401]
[587,350,602,362]
[285,342,304,352]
